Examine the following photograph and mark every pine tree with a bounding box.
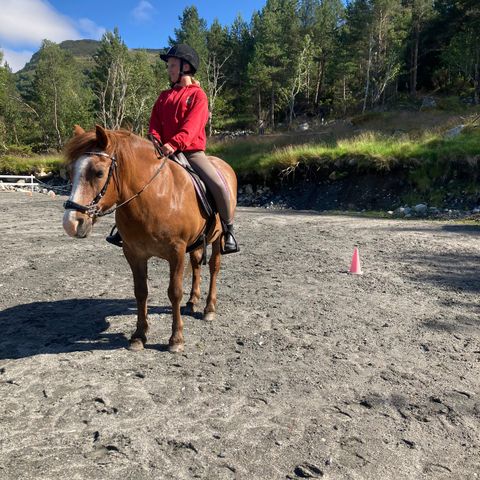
[170,6,208,84]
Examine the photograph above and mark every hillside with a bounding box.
[14,39,163,97]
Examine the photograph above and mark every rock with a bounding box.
[16,179,26,185]
[445,125,465,138]
[294,463,324,478]
[414,203,428,214]
[298,122,309,131]
[245,184,253,195]
[394,207,405,217]
[37,169,54,180]
[48,190,56,198]
[421,96,437,109]
[59,167,68,180]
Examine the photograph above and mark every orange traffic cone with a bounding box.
[349,246,363,275]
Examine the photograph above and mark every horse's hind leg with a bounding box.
[123,249,149,351]
[168,251,186,353]
[185,248,203,314]
[204,237,222,321]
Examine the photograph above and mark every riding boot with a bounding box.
[221,223,240,254]
[106,225,123,247]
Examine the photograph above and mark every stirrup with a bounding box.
[221,231,240,255]
[106,225,123,247]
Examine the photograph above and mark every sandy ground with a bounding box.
[0,191,479,480]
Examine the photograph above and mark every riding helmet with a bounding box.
[160,44,199,74]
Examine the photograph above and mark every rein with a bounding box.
[63,143,167,218]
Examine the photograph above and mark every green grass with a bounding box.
[0,154,63,175]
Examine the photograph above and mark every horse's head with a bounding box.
[63,125,118,238]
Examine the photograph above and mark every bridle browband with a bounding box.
[63,142,167,218]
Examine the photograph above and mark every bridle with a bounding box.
[63,151,117,217]
[63,141,167,218]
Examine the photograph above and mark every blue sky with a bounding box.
[0,0,266,72]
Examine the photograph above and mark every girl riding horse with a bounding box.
[107,44,239,255]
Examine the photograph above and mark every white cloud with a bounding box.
[1,48,34,72]
[0,0,80,45]
[132,1,155,23]
[0,1,107,71]
[77,18,106,40]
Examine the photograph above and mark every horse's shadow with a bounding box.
[0,298,201,360]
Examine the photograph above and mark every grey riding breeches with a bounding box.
[184,151,233,225]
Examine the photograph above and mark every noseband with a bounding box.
[63,145,167,218]
[63,151,117,217]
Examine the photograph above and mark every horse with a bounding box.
[62,125,237,353]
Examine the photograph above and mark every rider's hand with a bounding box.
[161,143,175,156]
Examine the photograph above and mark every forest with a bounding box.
[0,0,479,153]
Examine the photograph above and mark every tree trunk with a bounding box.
[314,58,325,107]
[270,88,275,130]
[363,34,373,113]
[410,26,420,97]
[53,82,62,150]
[474,42,479,105]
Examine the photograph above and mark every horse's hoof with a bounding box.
[168,343,184,354]
[203,311,216,321]
[128,338,145,351]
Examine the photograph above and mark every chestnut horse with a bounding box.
[62,125,237,353]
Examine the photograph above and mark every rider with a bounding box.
[107,43,239,254]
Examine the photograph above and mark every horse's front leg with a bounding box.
[123,248,149,351]
[168,249,186,353]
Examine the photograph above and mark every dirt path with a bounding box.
[0,191,479,480]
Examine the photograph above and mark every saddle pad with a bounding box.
[170,152,216,218]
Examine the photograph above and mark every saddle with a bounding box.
[148,134,217,264]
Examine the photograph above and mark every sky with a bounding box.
[0,0,266,72]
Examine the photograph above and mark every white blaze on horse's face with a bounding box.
[62,154,94,238]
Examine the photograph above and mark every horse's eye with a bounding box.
[96,170,104,179]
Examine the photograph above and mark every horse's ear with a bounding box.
[95,124,109,149]
[73,125,85,136]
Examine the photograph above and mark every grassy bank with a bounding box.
[207,127,480,176]
[0,153,63,175]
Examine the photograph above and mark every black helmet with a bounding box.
[160,44,199,74]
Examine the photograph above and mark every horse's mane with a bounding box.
[64,129,150,167]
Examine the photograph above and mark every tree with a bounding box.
[92,28,130,129]
[206,19,231,135]
[126,50,158,135]
[406,0,434,96]
[247,0,301,128]
[170,6,208,84]
[340,0,408,112]
[310,0,344,108]
[32,40,93,149]
[287,34,314,126]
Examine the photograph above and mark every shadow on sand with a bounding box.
[0,298,201,360]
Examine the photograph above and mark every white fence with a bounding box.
[0,174,40,193]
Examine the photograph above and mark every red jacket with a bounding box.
[148,84,209,152]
